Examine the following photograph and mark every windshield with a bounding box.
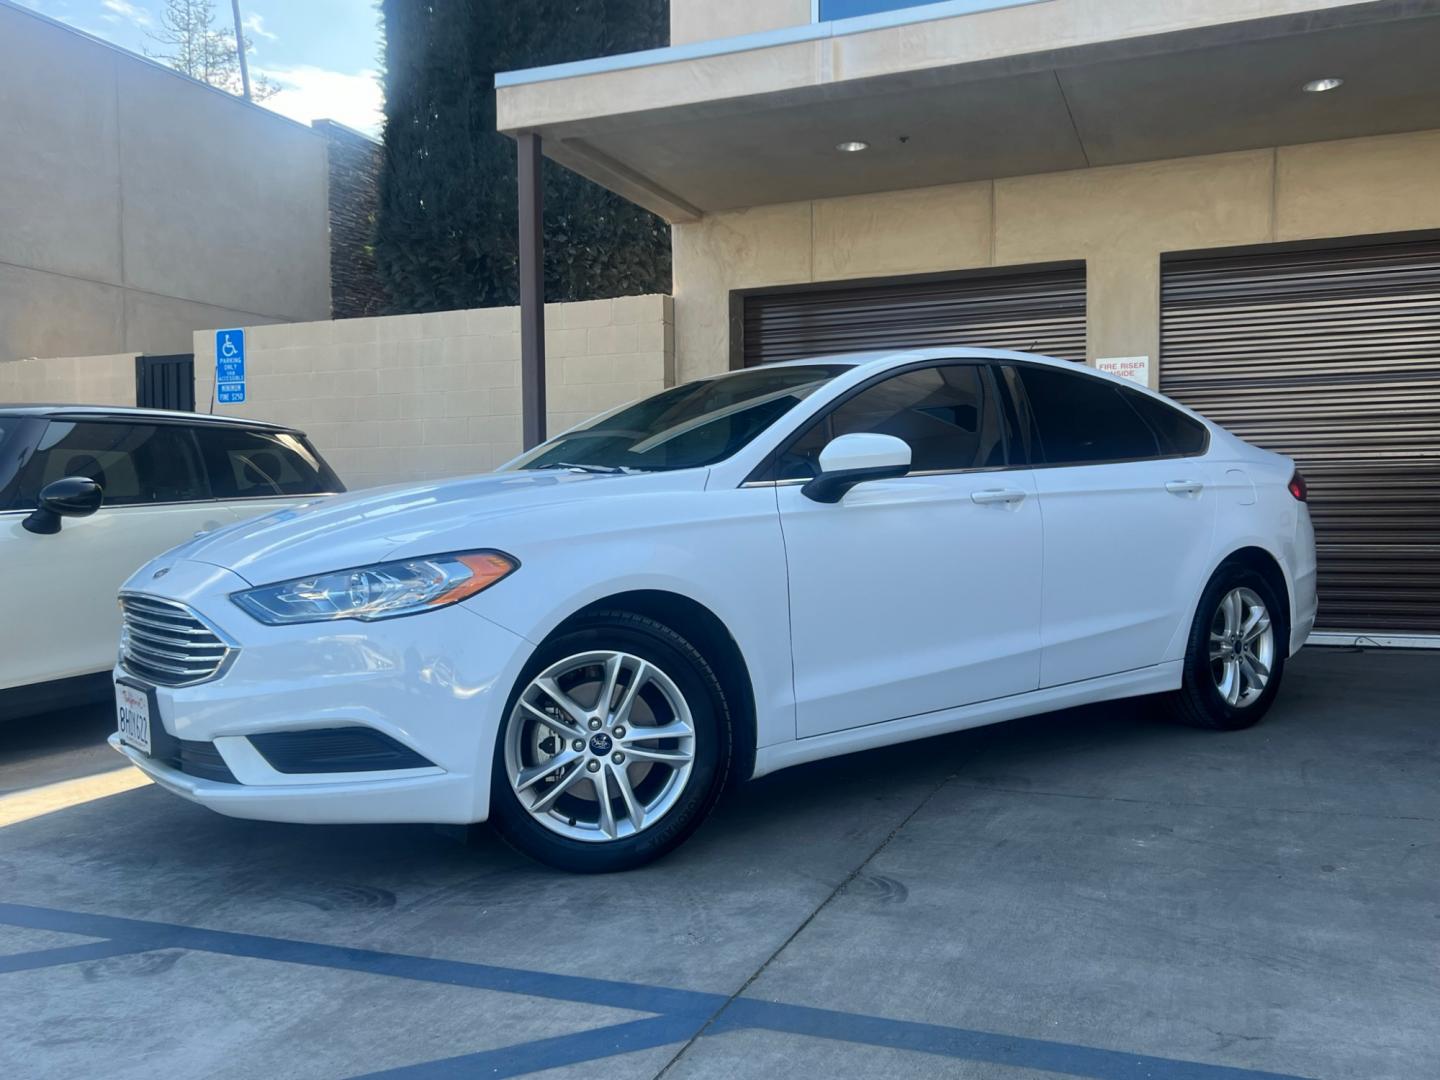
[510,365,853,473]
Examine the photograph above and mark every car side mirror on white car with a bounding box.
[22,477,104,536]
[802,432,912,504]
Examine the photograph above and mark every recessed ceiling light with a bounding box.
[1302,77,1344,93]
[836,140,870,153]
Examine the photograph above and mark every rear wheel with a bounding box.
[490,612,732,872]
[1167,567,1287,731]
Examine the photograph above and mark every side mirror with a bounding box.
[23,477,104,535]
[801,433,912,504]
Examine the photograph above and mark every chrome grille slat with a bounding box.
[125,640,225,666]
[123,625,227,653]
[119,594,236,687]
[122,611,216,636]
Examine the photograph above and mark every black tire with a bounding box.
[1166,565,1288,731]
[489,611,732,873]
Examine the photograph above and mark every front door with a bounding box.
[769,363,1044,737]
[0,419,224,690]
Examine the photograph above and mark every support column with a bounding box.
[517,132,547,449]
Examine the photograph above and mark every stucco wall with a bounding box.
[193,297,674,490]
[670,0,811,44]
[0,2,330,364]
[0,354,137,407]
[671,129,1440,386]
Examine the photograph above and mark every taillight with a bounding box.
[1288,471,1308,502]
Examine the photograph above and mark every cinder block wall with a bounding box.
[194,296,675,490]
[0,354,137,406]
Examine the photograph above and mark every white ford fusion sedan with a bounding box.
[111,349,1317,872]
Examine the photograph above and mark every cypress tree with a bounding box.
[375,0,672,313]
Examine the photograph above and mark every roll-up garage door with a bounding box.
[741,265,1087,368]
[1161,238,1440,638]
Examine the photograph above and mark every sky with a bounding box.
[14,0,385,135]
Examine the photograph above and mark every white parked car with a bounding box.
[110,350,1317,872]
[0,407,342,718]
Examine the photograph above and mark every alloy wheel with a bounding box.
[1209,586,1275,708]
[504,650,696,843]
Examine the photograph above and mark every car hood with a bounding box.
[161,469,709,585]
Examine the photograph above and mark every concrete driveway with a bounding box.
[1,647,1435,1080]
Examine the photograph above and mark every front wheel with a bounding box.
[1166,567,1287,731]
[489,612,732,872]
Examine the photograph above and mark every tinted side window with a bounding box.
[775,364,1007,480]
[193,426,342,498]
[1016,366,1160,465]
[11,421,207,510]
[0,419,40,510]
[1121,389,1208,456]
[995,365,1040,466]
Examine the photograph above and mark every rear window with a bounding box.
[1120,388,1209,456]
[192,426,343,498]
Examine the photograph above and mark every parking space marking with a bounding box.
[0,901,722,1017]
[0,938,152,974]
[0,766,150,828]
[0,901,1318,1080]
[357,1015,707,1079]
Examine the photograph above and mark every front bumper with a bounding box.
[111,558,533,825]
[111,733,481,824]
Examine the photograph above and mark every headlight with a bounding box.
[231,551,517,625]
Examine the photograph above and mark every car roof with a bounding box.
[725,347,1088,372]
[731,347,1214,422]
[0,404,303,435]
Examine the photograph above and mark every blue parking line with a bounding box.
[0,902,722,1017]
[356,1015,705,1079]
[0,938,151,974]
[717,999,1310,1080]
[0,902,1319,1080]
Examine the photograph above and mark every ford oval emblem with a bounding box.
[152,567,170,579]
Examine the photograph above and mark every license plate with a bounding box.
[115,682,152,755]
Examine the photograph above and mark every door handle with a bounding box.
[971,488,1027,506]
[1165,479,1204,495]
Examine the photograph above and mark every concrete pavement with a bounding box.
[0,647,1435,1079]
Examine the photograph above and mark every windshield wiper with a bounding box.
[533,462,637,475]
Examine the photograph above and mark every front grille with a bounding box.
[119,594,236,688]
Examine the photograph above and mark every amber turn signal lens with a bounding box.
[431,552,519,605]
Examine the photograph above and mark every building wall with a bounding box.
[0,2,331,364]
[0,354,137,407]
[671,129,1440,386]
[193,296,674,490]
[670,0,811,44]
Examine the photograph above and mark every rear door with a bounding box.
[1001,364,1218,687]
[0,419,226,688]
[771,362,1044,737]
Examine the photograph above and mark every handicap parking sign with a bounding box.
[215,329,246,404]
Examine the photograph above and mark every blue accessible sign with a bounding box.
[215,328,246,404]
